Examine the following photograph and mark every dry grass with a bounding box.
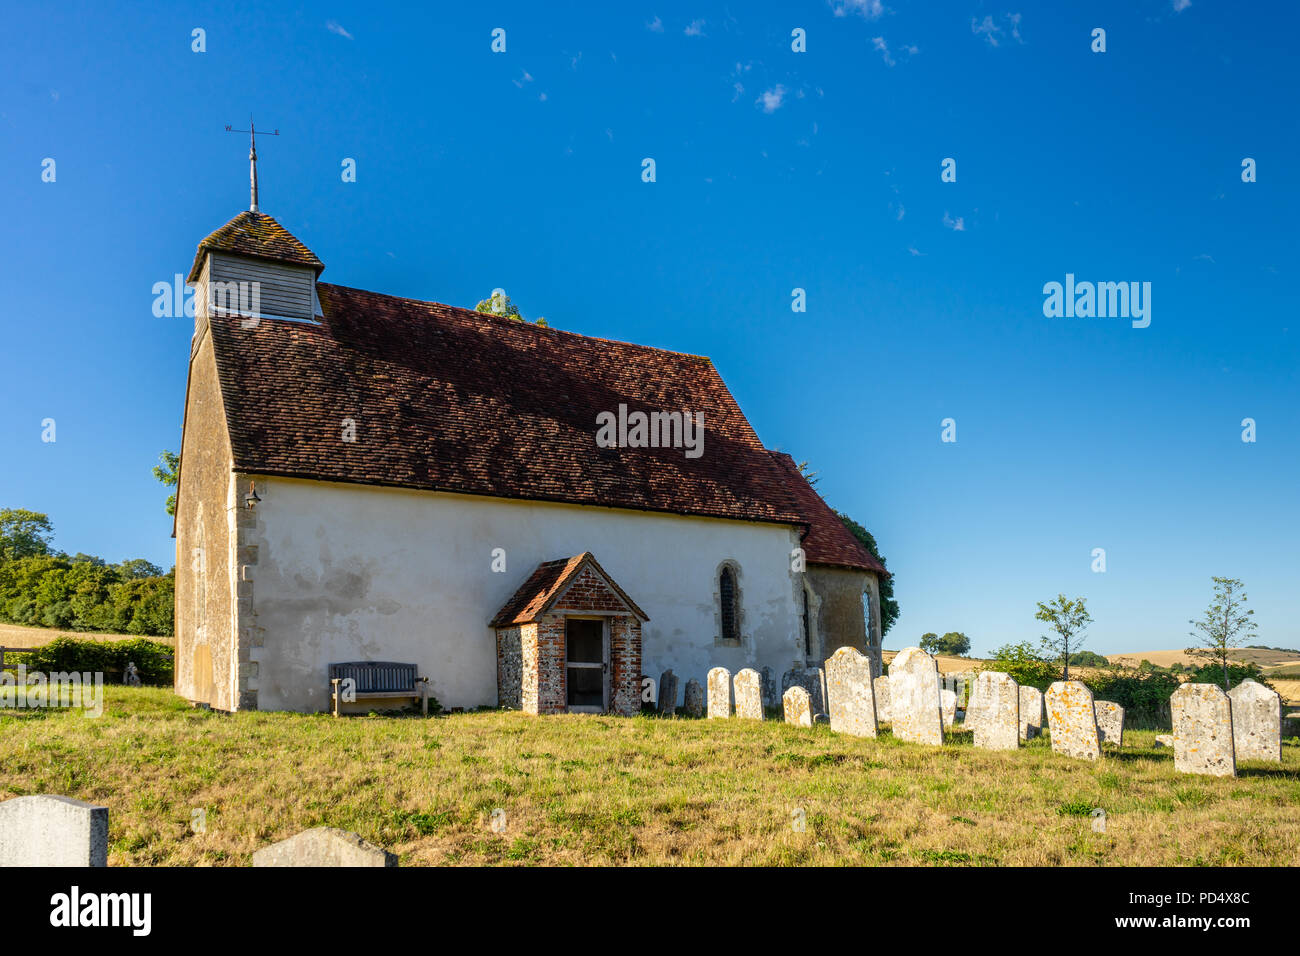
[1107,648,1300,669]
[3,687,1299,867]
[0,622,174,649]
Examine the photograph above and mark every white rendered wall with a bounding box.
[244,476,806,712]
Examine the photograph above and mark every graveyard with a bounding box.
[2,682,1298,866]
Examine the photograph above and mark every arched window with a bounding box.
[720,566,739,643]
[862,589,874,647]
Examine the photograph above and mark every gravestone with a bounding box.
[760,666,778,710]
[733,668,763,720]
[1018,685,1044,740]
[963,678,987,732]
[1044,681,1101,761]
[1171,683,1235,777]
[873,676,892,722]
[1094,700,1125,746]
[657,669,679,715]
[783,686,812,728]
[1228,679,1281,763]
[940,688,957,729]
[683,679,705,717]
[706,667,732,719]
[782,666,827,715]
[973,672,1019,751]
[1154,733,1174,747]
[887,647,944,746]
[824,646,878,737]
[252,827,397,867]
[0,795,109,867]
[124,662,142,687]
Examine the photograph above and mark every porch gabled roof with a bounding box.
[490,552,649,627]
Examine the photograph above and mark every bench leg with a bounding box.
[421,683,428,717]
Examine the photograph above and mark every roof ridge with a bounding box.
[316,282,715,363]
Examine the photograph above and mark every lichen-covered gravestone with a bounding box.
[824,646,878,737]
[252,827,397,867]
[1018,685,1044,740]
[973,672,1019,751]
[887,647,944,746]
[657,669,679,715]
[1171,683,1235,777]
[733,668,763,720]
[939,688,957,729]
[963,679,987,733]
[1045,681,1101,760]
[1094,700,1125,746]
[0,794,108,867]
[707,667,732,719]
[683,679,705,717]
[873,675,891,722]
[1228,679,1281,763]
[783,686,812,728]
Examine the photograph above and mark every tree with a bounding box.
[1187,576,1256,690]
[795,460,820,489]
[938,631,971,655]
[153,451,179,517]
[984,642,1059,690]
[835,511,899,636]
[919,632,940,653]
[1035,594,1092,680]
[0,509,54,562]
[475,289,548,327]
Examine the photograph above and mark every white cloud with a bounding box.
[1173,0,1191,11]
[685,19,706,36]
[512,71,534,88]
[757,85,787,113]
[973,13,1023,47]
[943,211,966,231]
[908,246,925,256]
[830,0,886,19]
[872,36,895,66]
[326,20,353,40]
[647,16,664,32]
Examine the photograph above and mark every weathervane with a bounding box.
[225,117,279,213]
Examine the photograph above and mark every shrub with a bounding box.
[15,636,173,685]
[982,642,1059,691]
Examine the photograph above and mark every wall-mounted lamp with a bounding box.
[243,480,262,509]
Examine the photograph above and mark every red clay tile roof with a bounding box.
[768,451,886,575]
[206,282,806,525]
[187,211,324,282]
[490,552,648,627]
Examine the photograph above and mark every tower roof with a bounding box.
[187,210,324,283]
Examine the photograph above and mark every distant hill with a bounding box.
[1106,647,1300,669]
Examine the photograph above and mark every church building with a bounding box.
[173,155,888,714]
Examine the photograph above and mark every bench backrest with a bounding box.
[329,661,419,694]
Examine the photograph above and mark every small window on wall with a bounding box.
[863,589,874,646]
[720,566,739,642]
[802,586,812,660]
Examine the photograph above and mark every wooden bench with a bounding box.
[329,662,429,717]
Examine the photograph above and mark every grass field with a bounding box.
[2,687,1298,867]
[0,621,175,649]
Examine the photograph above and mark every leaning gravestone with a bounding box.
[707,667,732,719]
[1094,700,1125,746]
[733,668,763,720]
[1171,683,1235,777]
[0,795,108,867]
[888,647,944,746]
[252,827,397,867]
[1045,681,1101,761]
[824,646,878,737]
[683,679,705,717]
[1227,679,1281,763]
[1019,685,1044,740]
[940,688,957,729]
[657,669,679,715]
[873,676,891,722]
[783,686,812,728]
[973,672,1019,751]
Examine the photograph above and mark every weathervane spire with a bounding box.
[225,118,279,213]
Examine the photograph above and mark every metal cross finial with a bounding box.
[225,118,279,213]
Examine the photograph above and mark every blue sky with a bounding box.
[1,1,1296,655]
